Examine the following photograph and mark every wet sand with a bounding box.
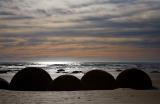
[0,72,160,104]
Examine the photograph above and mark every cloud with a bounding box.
[0,0,160,60]
[0,35,160,50]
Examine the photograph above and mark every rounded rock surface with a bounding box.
[81,70,116,90]
[0,78,9,89]
[48,75,82,91]
[116,68,152,89]
[10,67,52,91]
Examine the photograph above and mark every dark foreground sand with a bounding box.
[0,72,160,104]
[0,89,160,104]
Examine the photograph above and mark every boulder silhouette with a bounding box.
[48,75,82,91]
[10,67,52,91]
[0,78,9,89]
[116,68,152,89]
[57,69,65,72]
[81,70,116,90]
[71,71,83,74]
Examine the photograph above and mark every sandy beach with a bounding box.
[0,72,160,104]
[0,89,160,104]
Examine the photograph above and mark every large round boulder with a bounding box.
[10,67,52,91]
[0,78,9,89]
[81,70,116,90]
[48,75,82,91]
[116,68,152,89]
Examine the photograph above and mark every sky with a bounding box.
[0,0,160,62]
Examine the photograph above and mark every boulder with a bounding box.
[48,75,82,91]
[57,69,65,72]
[116,68,152,89]
[81,70,116,90]
[71,71,82,74]
[10,67,52,91]
[0,78,9,89]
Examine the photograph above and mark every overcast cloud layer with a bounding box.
[0,0,160,61]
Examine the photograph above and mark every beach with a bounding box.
[1,0,160,103]
[0,71,160,104]
[0,89,160,104]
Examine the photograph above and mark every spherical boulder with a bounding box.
[0,78,9,89]
[116,68,152,89]
[48,75,82,91]
[81,70,116,90]
[10,67,52,91]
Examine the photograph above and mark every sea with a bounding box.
[0,62,160,74]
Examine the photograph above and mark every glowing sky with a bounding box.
[0,0,160,61]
